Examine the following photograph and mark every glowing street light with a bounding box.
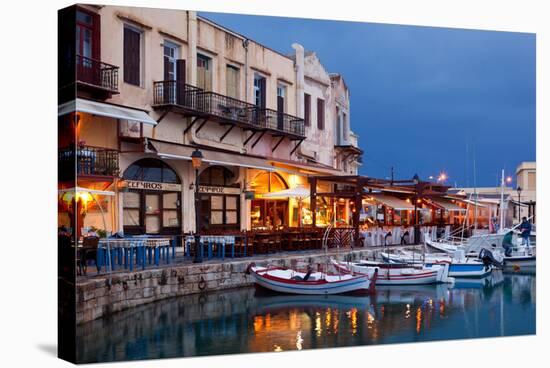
[506,176,513,184]
[437,173,448,182]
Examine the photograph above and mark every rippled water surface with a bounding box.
[76,270,535,363]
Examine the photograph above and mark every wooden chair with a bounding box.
[255,233,269,255]
[312,228,324,249]
[270,232,282,253]
[79,236,100,275]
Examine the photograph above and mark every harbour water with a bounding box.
[76,270,535,363]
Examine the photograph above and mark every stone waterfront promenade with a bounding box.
[75,246,421,324]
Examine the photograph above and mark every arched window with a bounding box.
[250,172,289,229]
[250,172,288,194]
[199,166,237,187]
[123,158,180,183]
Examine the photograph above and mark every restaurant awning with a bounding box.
[429,198,467,212]
[458,199,488,208]
[261,185,310,199]
[150,140,276,172]
[58,98,158,126]
[268,160,344,176]
[379,187,415,194]
[58,187,116,196]
[368,194,415,211]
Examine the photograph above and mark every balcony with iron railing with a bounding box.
[152,80,202,111]
[152,80,305,139]
[76,55,119,98]
[254,108,305,137]
[58,145,119,179]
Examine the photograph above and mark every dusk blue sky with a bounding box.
[201,12,536,187]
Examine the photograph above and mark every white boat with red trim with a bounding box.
[331,259,453,285]
[247,264,378,295]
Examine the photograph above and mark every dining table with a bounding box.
[97,236,174,272]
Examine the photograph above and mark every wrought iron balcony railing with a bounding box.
[197,91,258,126]
[59,145,119,177]
[76,55,119,93]
[152,81,305,138]
[152,80,202,110]
[255,108,305,137]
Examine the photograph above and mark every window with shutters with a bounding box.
[253,73,266,108]
[197,54,212,91]
[123,26,142,86]
[76,9,97,59]
[317,98,325,130]
[304,93,311,126]
[226,65,240,99]
[163,41,179,81]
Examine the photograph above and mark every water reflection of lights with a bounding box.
[416,307,422,333]
[325,308,332,330]
[296,330,303,350]
[315,312,322,337]
[273,344,283,352]
[333,310,339,334]
[253,316,263,332]
[439,299,446,317]
[405,304,411,319]
[366,312,375,330]
[350,308,358,335]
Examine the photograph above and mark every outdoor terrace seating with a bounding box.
[75,227,361,278]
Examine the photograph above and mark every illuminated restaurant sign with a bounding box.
[198,185,241,195]
[123,180,182,191]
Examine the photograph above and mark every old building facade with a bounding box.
[58,5,362,236]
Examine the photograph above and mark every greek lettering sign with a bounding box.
[198,185,241,195]
[124,180,181,191]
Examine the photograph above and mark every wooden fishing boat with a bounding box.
[331,259,452,285]
[247,264,377,295]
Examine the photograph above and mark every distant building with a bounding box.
[453,161,536,228]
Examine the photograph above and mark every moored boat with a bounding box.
[247,264,378,295]
[331,259,453,285]
[380,250,493,278]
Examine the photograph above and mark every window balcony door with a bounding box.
[76,9,99,86]
[277,85,286,131]
[163,42,186,105]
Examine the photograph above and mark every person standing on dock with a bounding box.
[502,231,514,257]
[519,217,532,248]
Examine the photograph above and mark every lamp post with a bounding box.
[516,186,522,224]
[191,149,203,263]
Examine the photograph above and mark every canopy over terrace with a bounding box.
[307,175,451,247]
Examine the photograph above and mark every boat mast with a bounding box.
[473,153,478,232]
[499,169,505,233]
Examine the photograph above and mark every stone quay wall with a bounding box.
[76,248,386,324]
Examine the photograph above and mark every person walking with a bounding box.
[519,217,532,248]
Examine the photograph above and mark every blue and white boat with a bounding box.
[380,250,492,278]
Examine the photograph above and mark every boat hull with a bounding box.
[503,256,536,268]
[332,261,445,285]
[381,252,491,278]
[427,262,491,278]
[249,267,373,295]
